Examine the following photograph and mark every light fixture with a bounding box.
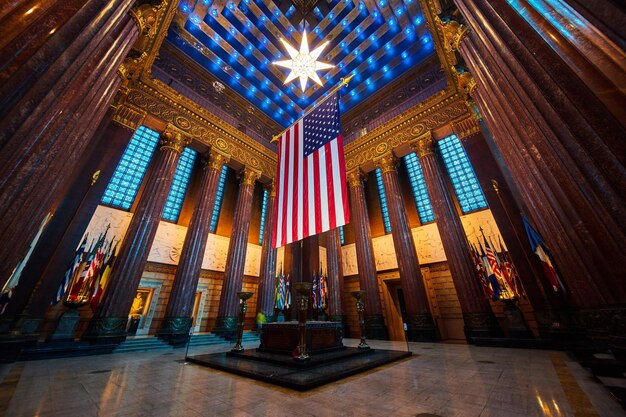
[274,31,334,92]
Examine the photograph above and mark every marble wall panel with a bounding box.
[83,205,264,276]
[83,205,503,278]
[341,209,503,275]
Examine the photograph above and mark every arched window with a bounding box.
[162,147,197,222]
[101,126,160,210]
[437,134,488,214]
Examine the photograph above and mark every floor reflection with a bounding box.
[0,339,622,417]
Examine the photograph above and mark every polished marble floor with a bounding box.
[0,339,624,417]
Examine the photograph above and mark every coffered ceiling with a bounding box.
[167,0,437,128]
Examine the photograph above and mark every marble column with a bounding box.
[256,183,278,322]
[458,125,574,337]
[375,153,438,341]
[326,228,346,324]
[284,241,301,321]
[158,150,230,345]
[414,134,502,341]
[450,0,626,338]
[214,167,261,338]
[0,114,136,335]
[84,127,190,344]
[347,170,388,340]
[0,0,139,289]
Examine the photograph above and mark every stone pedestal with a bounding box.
[50,308,81,342]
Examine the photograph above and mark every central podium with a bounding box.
[259,321,344,354]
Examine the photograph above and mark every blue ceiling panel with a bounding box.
[169,0,435,128]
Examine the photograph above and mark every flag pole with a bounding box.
[270,74,355,143]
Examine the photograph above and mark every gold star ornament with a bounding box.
[274,31,334,92]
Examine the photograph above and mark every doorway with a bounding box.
[382,279,406,341]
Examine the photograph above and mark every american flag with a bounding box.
[272,92,349,248]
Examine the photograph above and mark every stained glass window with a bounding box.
[162,147,197,222]
[438,134,488,213]
[403,152,435,224]
[209,165,229,233]
[374,168,392,233]
[259,188,269,245]
[101,126,160,210]
[339,225,345,246]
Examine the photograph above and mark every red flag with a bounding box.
[272,92,349,248]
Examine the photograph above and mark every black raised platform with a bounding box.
[186,347,412,391]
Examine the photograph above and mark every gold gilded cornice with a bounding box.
[111,103,146,131]
[452,115,481,140]
[344,89,470,172]
[412,132,435,159]
[161,124,191,152]
[374,152,397,174]
[437,16,469,52]
[347,169,364,188]
[451,67,477,99]
[418,0,461,88]
[206,149,230,171]
[241,167,262,186]
[136,0,178,79]
[123,78,277,179]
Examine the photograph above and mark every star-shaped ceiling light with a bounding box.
[274,31,334,92]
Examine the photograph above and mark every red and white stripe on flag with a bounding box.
[272,119,349,248]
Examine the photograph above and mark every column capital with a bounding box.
[411,133,435,159]
[347,169,364,188]
[373,152,397,174]
[129,2,163,37]
[240,167,261,186]
[452,66,477,98]
[204,149,230,171]
[437,15,469,52]
[111,103,146,131]
[161,125,191,153]
[452,115,481,141]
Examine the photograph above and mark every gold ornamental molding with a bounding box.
[418,0,461,88]
[123,78,277,179]
[206,149,230,171]
[241,167,262,186]
[452,115,481,140]
[344,89,470,172]
[161,123,192,152]
[136,0,179,80]
[346,169,364,188]
[412,132,435,158]
[111,103,147,131]
[437,16,469,52]
[373,152,398,174]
